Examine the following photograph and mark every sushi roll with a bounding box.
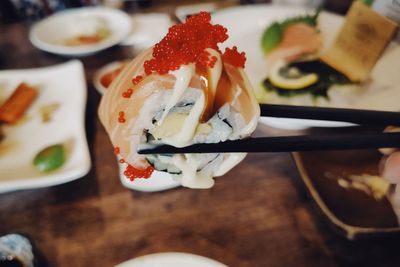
[98,12,260,188]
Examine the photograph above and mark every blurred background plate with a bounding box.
[93,60,129,95]
[293,147,400,240]
[117,158,180,192]
[0,61,91,193]
[213,5,400,129]
[29,7,132,56]
[115,252,227,267]
[120,13,172,50]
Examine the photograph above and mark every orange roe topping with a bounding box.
[124,164,154,180]
[132,75,143,85]
[222,46,246,68]
[119,159,125,163]
[114,146,120,155]
[122,88,133,98]
[143,12,228,75]
[118,111,126,123]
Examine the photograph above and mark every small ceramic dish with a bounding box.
[29,7,132,56]
[93,60,129,95]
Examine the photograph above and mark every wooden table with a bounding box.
[1,3,400,267]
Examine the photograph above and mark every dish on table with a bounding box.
[115,252,227,267]
[120,13,172,50]
[212,5,400,129]
[29,7,132,56]
[293,148,400,239]
[93,60,129,95]
[0,61,91,193]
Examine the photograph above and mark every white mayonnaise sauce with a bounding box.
[148,49,253,188]
[158,64,195,123]
[172,154,215,189]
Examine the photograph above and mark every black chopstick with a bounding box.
[260,104,400,126]
[137,132,400,154]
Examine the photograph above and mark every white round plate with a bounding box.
[115,252,227,267]
[93,60,128,95]
[120,13,172,50]
[213,5,400,129]
[29,7,132,56]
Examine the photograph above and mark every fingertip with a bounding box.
[383,152,400,183]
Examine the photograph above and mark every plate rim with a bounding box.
[115,252,227,267]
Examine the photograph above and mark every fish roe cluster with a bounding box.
[222,46,246,68]
[114,146,120,155]
[124,164,154,180]
[122,88,133,98]
[143,12,229,75]
[118,111,126,123]
[132,75,143,85]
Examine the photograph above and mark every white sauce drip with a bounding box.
[172,154,215,189]
[158,49,223,148]
[205,48,222,93]
[162,92,205,147]
[158,64,195,123]
[147,49,254,188]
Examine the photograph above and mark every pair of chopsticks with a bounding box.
[137,104,400,154]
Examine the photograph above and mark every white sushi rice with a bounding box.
[134,87,249,189]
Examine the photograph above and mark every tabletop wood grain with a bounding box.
[1,2,400,267]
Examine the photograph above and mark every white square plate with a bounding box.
[0,61,91,193]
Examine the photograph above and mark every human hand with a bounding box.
[381,127,400,205]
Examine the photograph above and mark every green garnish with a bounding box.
[33,144,66,172]
[359,0,374,6]
[261,12,320,54]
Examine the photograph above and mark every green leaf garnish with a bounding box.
[33,144,66,172]
[260,13,319,55]
[261,22,282,55]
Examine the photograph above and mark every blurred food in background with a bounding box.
[0,83,38,125]
[62,17,111,46]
